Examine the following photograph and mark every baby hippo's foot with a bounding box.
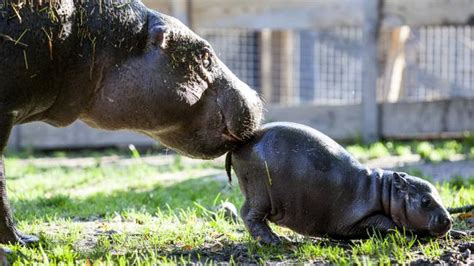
[241,202,287,246]
[244,219,282,245]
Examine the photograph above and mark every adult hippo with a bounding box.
[0,0,263,244]
[226,122,452,244]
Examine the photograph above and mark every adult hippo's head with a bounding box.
[84,11,263,159]
[389,172,452,237]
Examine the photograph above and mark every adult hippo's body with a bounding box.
[227,123,452,244]
[0,0,262,244]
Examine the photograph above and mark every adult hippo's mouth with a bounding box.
[217,94,245,143]
[218,96,257,144]
[216,86,263,151]
[222,126,244,142]
[215,72,264,145]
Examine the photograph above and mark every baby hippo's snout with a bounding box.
[430,213,453,237]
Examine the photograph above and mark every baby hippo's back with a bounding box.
[231,122,371,238]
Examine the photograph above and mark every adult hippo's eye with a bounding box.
[421,195,432,208]
[200,47,212,69]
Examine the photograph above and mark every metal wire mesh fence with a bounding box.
[299,28,363,104]
[402,26,474,101]
[198,26,474,105]
[198,29,261,93]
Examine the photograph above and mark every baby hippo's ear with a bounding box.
[393,172,408,192]
[149,25,168,49]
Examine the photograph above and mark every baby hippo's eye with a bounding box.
[421,195,432,208]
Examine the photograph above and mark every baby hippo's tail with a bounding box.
[225,152,233,184]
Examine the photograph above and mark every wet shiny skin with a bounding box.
[229,122,452,243]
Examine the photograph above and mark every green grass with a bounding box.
[346,138,474,162]
[2,153,473,264]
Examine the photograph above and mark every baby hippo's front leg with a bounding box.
[350,215,398,238]
[241,202,282,245]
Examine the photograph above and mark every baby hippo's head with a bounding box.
[389,172,452,237]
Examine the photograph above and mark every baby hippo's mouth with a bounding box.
[429,229,450,238]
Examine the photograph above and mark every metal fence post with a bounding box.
[362,0,382,143]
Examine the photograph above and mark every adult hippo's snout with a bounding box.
[155,73,263,159]
[157,61,263,159]
[216,68,264,143]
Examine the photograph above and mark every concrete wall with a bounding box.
[381,98,474,138]
[7,122,154,150]
[267,98,474,140]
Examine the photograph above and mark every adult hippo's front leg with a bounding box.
[0,113,38,245]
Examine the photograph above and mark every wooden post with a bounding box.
[280,30,295,105]
[269,31,295,105]
[171,0,190,27]
[259,29,273,103]
[383,26,410,102]
[361,0,381,143]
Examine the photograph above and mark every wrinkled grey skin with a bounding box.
[227,122,452,245]
[0,0,262,244]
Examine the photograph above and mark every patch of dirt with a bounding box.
[42,216,148,252]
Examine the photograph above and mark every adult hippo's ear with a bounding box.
[393,172,408,192]
[149,25,168,49]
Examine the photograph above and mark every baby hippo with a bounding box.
[226,122,452,244]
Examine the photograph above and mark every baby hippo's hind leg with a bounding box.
[241,201,282,245]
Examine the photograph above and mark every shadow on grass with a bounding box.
[11,175,241,221]
[162,238,353,264]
